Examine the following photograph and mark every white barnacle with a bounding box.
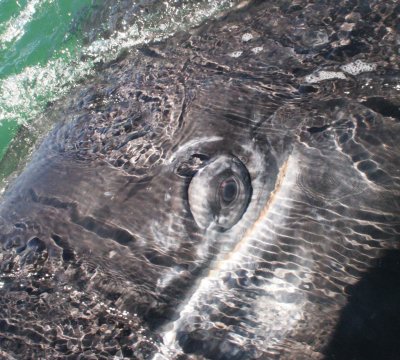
[242,33,253,42]
[305,70,347,84]
[229,51,243,58]
[341,60,377,75]
[251,46,263,54]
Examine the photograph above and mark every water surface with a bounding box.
[0,0,239,187]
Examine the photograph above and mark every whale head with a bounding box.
[0,1,399,359]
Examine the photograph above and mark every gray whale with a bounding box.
[1,0,400,359]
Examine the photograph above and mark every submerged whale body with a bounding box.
[1,0,400,358]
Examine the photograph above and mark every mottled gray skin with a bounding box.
[1,1,400,359]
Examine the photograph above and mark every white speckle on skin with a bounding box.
[229,51,243,58]
[341,60,377,75]
[305,70,347,83]
[109,250,117,258]
[251,46,263,54]
[242,33,253,42]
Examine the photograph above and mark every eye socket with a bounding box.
[188,155,252,231]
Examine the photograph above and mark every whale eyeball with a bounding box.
[188,155,252,231]
[219,177,238,205]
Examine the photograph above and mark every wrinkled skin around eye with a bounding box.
[188,155,252,231]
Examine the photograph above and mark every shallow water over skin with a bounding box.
[0,0,400,359]
[0,0,239,185]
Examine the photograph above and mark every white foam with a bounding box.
[0,57,93,125]
[85,0,238,63]
[341,60,377,75]
[0,0,45,47]
[305,70,347,84]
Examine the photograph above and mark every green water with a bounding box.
[0,0,92,161]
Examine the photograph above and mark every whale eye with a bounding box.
[219,177,239,206]
[188,155,252,230]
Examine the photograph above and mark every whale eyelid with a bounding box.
[175,153,210,178]
[167,136,223,164]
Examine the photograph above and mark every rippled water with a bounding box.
[0,1,400,359]
[0,0,239,187]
